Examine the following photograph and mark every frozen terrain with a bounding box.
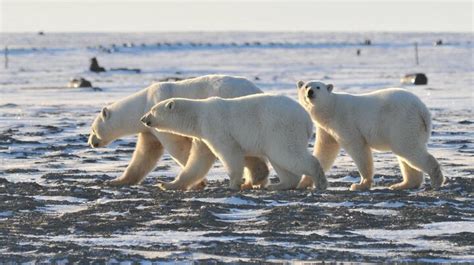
[0,32,473,263]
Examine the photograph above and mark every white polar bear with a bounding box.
[297,80,445,191]
[140,94,327,191]
[88,75,269,190]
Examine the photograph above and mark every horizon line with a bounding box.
[1,30,472,34]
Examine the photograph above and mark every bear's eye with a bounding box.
[316,86,320,90]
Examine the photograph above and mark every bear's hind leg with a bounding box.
[298,128,340,189]
[158,139,215,191]
[297,175,314,189]
[396,149,445,189]
[303,155,327,191]
[390,157,423,190]
[108,132,164,186]
[267,163,301,190]
[242,157,269,189]
[270,153,326,191]
[343,142,374,191]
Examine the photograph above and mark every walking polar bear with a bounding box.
[297,80,445,191]
[141,94,327,191]
[88,75,269,190]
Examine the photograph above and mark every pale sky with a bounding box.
[1,0,472,32]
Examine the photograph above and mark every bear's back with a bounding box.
[223,94,313,138]
[152,75,262,102]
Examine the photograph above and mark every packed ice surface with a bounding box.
[0,32,473,263]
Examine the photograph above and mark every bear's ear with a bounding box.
[296,80,305,89]
[165,100,175,110]
[327,84,334,93]
[101,107,110,121]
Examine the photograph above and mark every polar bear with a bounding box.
[297,80,445,191]
[140,94,327,191]
[88,75,269,190]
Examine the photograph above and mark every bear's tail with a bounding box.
[419,104,432,138]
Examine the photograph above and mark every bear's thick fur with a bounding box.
[88,75,269,190]
[297,80,445,190]
[141,94,327,191]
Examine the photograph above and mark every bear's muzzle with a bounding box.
[140,115,152,127]
[307,88,315,99]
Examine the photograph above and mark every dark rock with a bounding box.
[158,76,192,82]
[89,57,106,73]
[67,78,92,88]
[110,68,141,73]
[459,120,473,125]
[400,73,428,85]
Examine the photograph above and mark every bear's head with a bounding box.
[88,107,117,148]
[297,80,334,109]
[141,99,179,131]
[141,98,199,138]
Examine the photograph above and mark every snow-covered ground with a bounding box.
[0,32,473,263]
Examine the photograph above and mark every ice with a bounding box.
[350,208,398,216]
[329,175,359,183]
[211,208,269,223]
[33,195,88,203]
[355,221,474,251]
[373,201,405,208]
[39,230,244,248]
[184,196,258,206]
[0,211,13,218]
[37,204,89,214]
[95,198,154,205]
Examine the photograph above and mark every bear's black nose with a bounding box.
[307,89,314,99]
[141,116,152,127]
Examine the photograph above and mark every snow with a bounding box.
[33,195,88,203]
[355,221,474,252]
[210,208,269,223]
[374,201,405,208]
[184,196,258,206]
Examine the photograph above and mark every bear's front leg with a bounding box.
[157,132,193,167]
[342,141,374,191]
[157,139,216,191]
[108,132,164,186]
[213,142,245,190]
[314,127,341,172]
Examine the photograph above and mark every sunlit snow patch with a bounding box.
[183,196,258,206]
[211,208,269,223]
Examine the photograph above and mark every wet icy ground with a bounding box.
[0,32,473,263]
